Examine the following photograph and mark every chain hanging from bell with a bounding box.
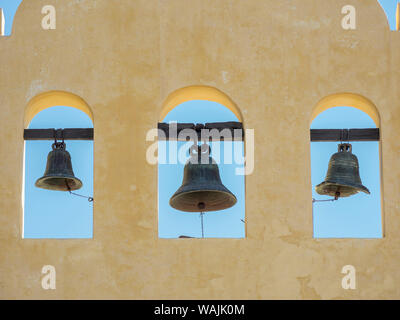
[315,143,370,199]
[35,141,83,192]
[169,144,237,212]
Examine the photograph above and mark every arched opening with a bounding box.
[311,93,380,127]
[25,90,94,127]
[0,0,23,37]
[377,0,399,31]
[23,91,93,239]
[158,86,245,239]
[160,85,243,122]
[310,93,382,238]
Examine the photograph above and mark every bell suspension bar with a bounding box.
[157,122,244,141]
[23,125,379,142]
[310,128,379,142]
[24,128,94,141]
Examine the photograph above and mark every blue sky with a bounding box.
[159,101,245,238]
[0,0,22,36]
[311,107,382,238]
[24,107,93,238]
[0,0,398,35]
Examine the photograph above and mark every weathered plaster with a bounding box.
[0,0,400,299]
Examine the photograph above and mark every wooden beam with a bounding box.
[310,128,379,142]
[158,122,244,141]
[24,128,94,141]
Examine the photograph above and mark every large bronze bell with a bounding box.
[169,144,237,212]
[35,142,83,191]
[316,143,370,198]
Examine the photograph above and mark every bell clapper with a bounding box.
[198,202,205,238]
[312,197,338,203]
[199,212,205,238]
[66,179,94,202]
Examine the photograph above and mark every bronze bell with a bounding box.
[169,144,237,212]
[316,143,370,198]
[35,142,83,191]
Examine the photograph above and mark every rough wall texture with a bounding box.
[0,0,399,299]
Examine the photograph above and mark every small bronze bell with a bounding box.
[169,144,237,212]
[316,143,370,198]
[35,142,83,191]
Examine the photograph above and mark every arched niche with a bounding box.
[311,93,380,128]
[158,86,245,239]
[23,91,94,239]
[310,93,383,239]
[24,91,93,128]
[160,85,243,123]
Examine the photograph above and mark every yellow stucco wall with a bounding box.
[1,0,400,299]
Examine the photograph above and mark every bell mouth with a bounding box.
[169,189,237,212]
[315,181,370,198]
[35,175,83,191]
